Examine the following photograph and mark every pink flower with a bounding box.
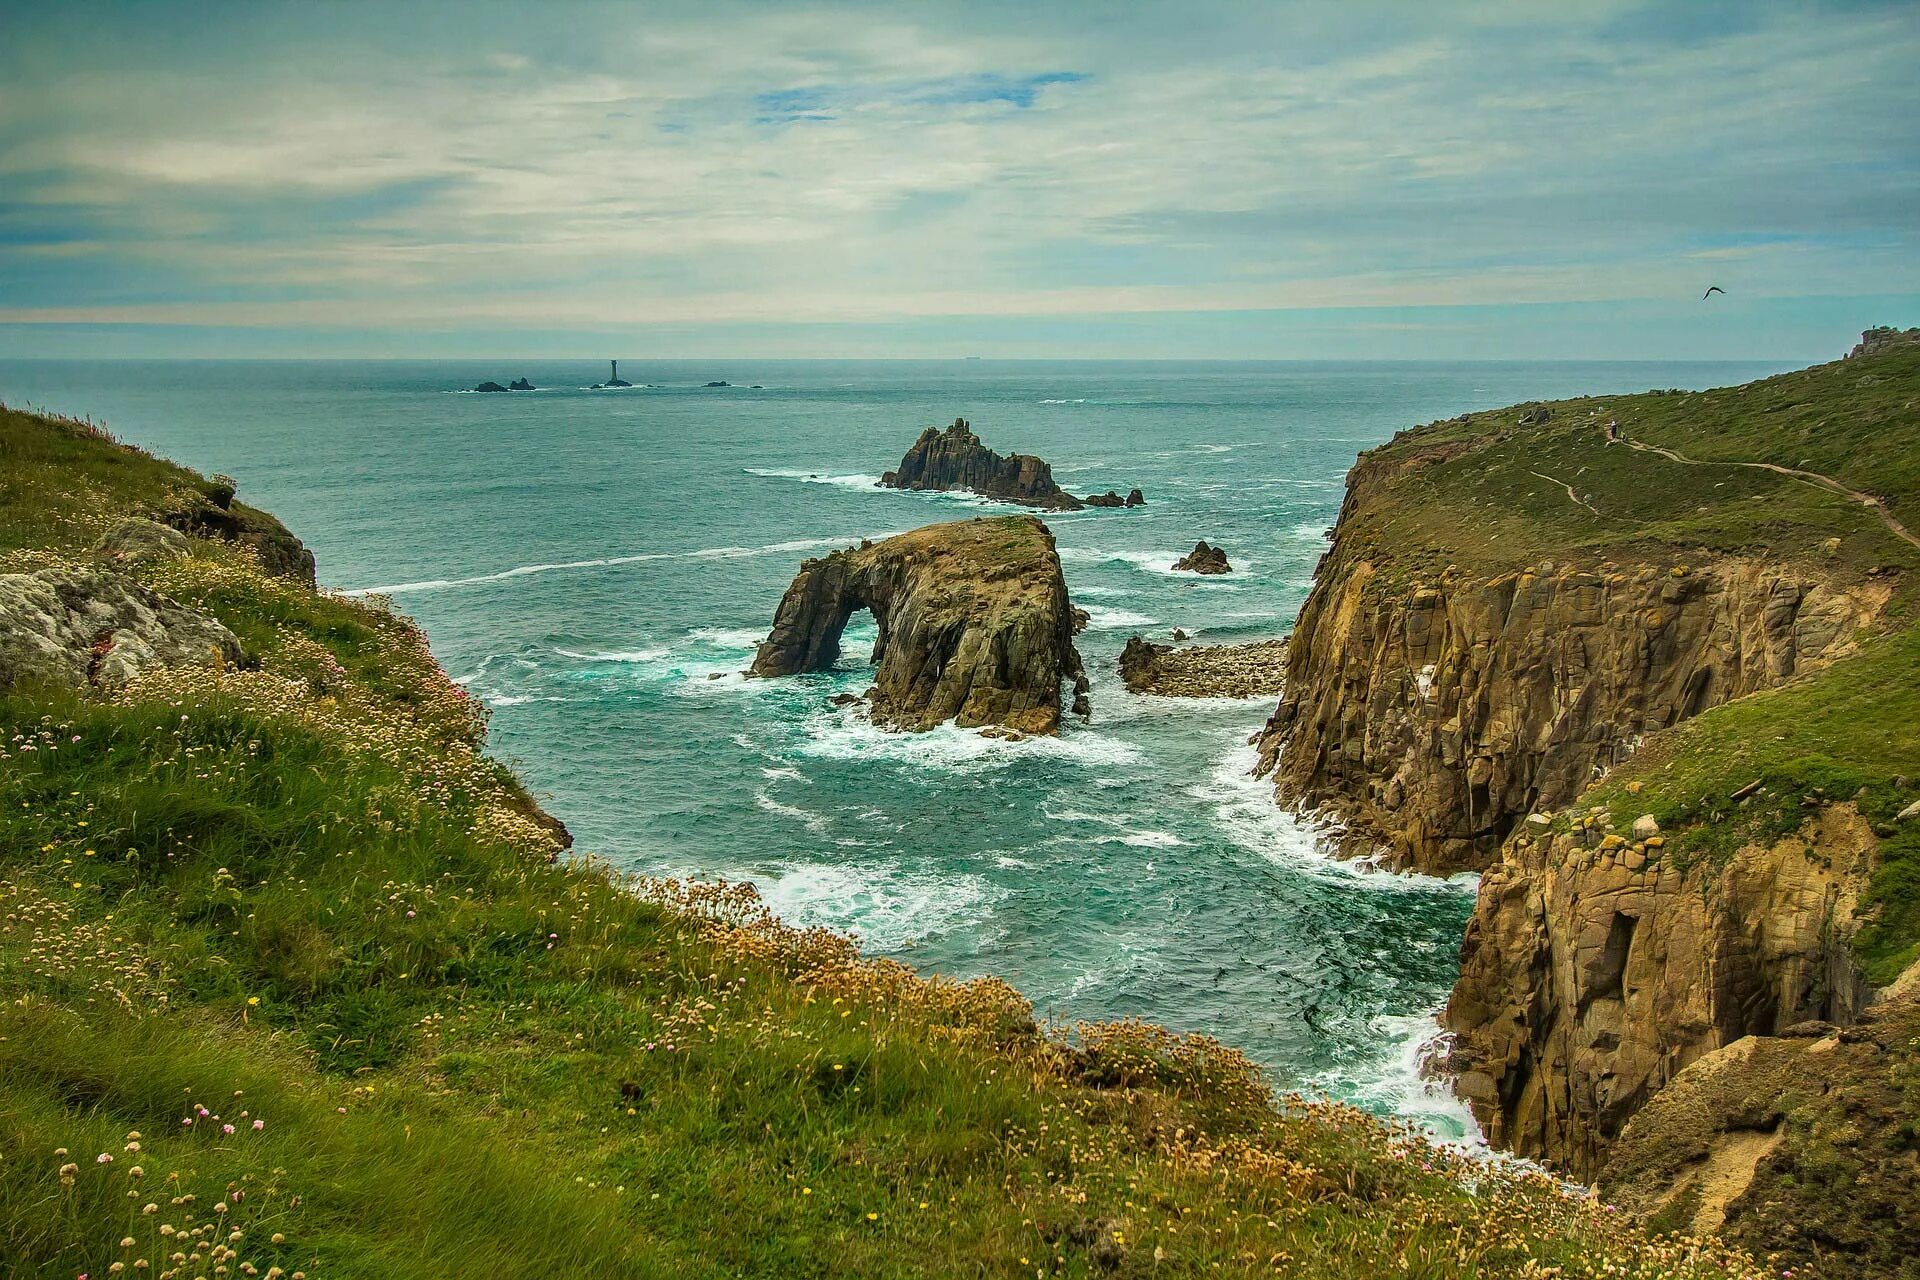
[221,1124,235,1135]
[96,1153,112,1164]
[252,1120,264,1131]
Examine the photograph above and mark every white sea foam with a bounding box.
[752,861,1002,951]
[1092,829,1188,849]
[1310,1012,1487,1149]
[687,627,766,649]
[1037,398,1089,404]
[554,647,671,663]
[347,536,854,597]
[753,789,832,834]
[1079,604,1160,630]
[1199,734,1474,894]
[797,713,1144,773]
[1057,547,1189,577]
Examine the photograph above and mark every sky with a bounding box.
[2,0,1917,360]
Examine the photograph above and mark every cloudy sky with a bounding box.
[3,0,1917,359]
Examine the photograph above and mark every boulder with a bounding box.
[750,516,1089,735]
[96,517,191,566]
[878,419,1084,511]
[1082,491,1126,508]
[1171,541,1231,574]
[0,565,245,692]
[1125,489,1145,507]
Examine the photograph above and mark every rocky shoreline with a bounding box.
[1118,635,1287,698]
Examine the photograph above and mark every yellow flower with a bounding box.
[865,1212,878,1221]
[246,997,260,1007]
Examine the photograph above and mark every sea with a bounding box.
[0,356,1791,1139]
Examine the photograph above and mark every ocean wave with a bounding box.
[742,467,883,490]
[1307,1012,1487,1149]
[553,646,671,663]
[753,789,832,834]
[796,713,1144,773]
[1037,398,1088,404]
[751,861,1003,952]
[1092,829,1188,849]
[686,627,766,649]
[346,536,854,597]
[1198,735,1475,895]
[1079,604,1160,630]
[1057,547,1188,577]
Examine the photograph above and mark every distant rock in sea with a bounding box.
[508,377,535,391]
[705,381,731,388]
[1172,541,1231,574]
[879,418,1085,511]
[474,381,509,393]
[1082,488,1145,508]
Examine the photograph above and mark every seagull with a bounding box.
[1702,285,1725,299]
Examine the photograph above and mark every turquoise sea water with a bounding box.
[0,357,1790,1136]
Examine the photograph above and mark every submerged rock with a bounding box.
[1171,541,1231,574]
[749,516,1089,735]
[879,418,1084,511]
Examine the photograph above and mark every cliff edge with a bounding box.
[1259,333,1920,1275]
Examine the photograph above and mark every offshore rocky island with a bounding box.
[1,333,1915,1277]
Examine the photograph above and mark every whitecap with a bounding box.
[1078,604,1160,630]
[554,646,671,663]
[345,535,857,597]
[751,861,1003,951]
[687,627,766,649]
[753,790,832,834]
[796,713,1144,773]
[1091,829,1188,849]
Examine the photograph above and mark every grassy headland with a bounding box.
[0,402,1770,1278]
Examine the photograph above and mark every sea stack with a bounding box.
[879,419,1084,511]
[1172,541,1231,574]
[750,515,1090,734]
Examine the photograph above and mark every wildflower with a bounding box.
[252,1119,264,1131]
[97,1153,113,1164]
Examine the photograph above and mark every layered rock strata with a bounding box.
[879,419,1084,511]
[1445,804,1877,1178]
[1256,540,1882,875]
[1118,636,1286,698]
[750,516,1090,735]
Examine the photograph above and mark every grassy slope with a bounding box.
[0,405,1760,1280]
[1340,340,1920,980]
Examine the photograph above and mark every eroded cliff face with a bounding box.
[750,515,1089,735]
[1255,485,1884,875]
[1444,806,1878,1178]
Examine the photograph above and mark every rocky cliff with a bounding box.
[750,515,1090,735]
[1248,336,1920,1273]
[1255,542,1883,875]
[1446,804,1878,1178]
[879,419,1085,511]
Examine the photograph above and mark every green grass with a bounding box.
[1341,340,1920,591]
[0,404,1773,1278]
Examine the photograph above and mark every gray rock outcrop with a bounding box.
[0,565,245,691]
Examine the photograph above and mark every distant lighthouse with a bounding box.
[610,359,618,383]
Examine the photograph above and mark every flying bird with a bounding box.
[1702,286,1725,299]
